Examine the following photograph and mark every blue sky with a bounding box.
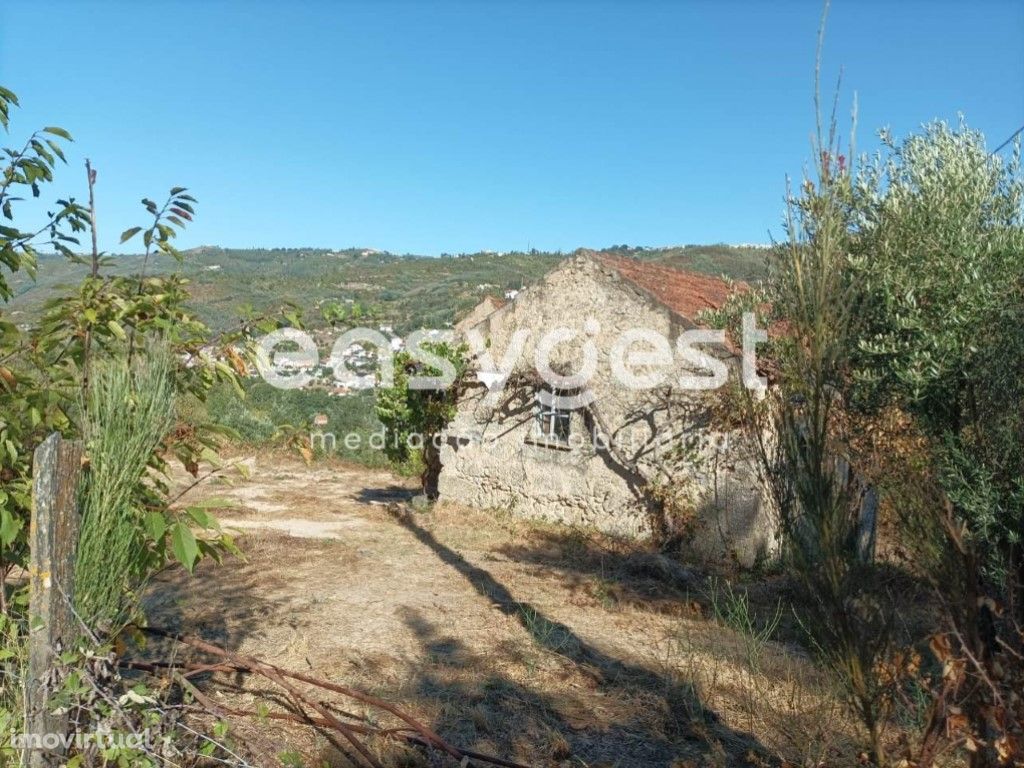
[1,1,1022,255]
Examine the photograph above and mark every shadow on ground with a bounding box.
[385,505,780,767]
[356,484,417,505]
[496,526,711,617]
[140,534,318,652]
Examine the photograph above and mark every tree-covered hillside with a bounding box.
[6,244,768,334]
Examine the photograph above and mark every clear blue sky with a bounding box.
[1,1,1022,255]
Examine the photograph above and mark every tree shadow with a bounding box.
[138,533,317,654]
[387,505,780,767]
[355,484,416,505]
[496,526,707,617]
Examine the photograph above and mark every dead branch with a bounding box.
[179,702,532,768]
[130,627,531,768]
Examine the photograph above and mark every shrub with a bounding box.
[375,342,469,497]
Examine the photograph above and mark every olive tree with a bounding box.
[850,122,1024,767]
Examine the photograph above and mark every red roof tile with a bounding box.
[595,254,743,321]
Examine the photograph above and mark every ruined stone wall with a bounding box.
[438,256,777,566]
[453,295,503,336]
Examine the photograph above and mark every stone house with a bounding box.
[438,252,777,565]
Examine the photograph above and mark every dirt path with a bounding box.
[146,453,835,767]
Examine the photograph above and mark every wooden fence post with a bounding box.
[835,455,878,564]
[856,487,878,564]
[25,432,83,768]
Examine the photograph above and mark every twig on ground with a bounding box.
[128,626,531,768]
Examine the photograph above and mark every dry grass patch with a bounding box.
[144,453,871,766]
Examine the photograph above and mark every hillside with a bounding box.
[5,244,769,334]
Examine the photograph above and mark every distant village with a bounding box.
[247,286,524,397]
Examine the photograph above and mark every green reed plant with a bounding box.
[74,352,175,631]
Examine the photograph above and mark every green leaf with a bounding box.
[45,139,66,163]
[106,320,126,340]
[0,507,22,547]
[42,126,72,140]
[144,511,167,542]
[171,522,199,573]
[186,507,221,530]
[0,86,20,106]
[119,226,142,244]
[218,533,243,559]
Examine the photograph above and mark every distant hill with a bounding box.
[4,244,769,334]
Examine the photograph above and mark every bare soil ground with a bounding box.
[144,452,854,768]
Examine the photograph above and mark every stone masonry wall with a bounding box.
[438,255,777,566]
